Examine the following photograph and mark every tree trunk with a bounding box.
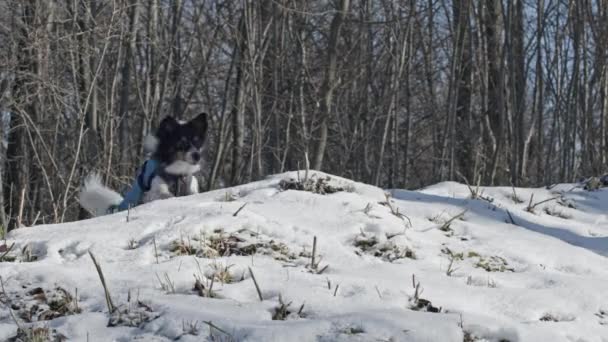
[312,0,350,171]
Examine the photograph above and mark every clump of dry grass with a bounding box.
[169,229,300,263]
[271,294,305,320]
[474,255,514,273]
[441,247,514,273]
[278,175,345,195]
[6,286,81,323]
[354,230,416,262]
[7,325,66,342]
[408,274,441,313]
[107,299,159,328]
[0,243,39,263]
[89,251,159,327]
[192,259,219,298]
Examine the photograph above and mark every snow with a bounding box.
[1,171,608,341]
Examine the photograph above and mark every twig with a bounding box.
[455,170,475,197]
[248,267,263,301]
[232,203,248,217]
[0,242,15,261]
[75,288,79,313]
[17,188,25,228]
[311,236,317,269]
[32,211,41,226]
[203,320,231,336]
[88,251,115,313]
[8,307,23,332]
[375,285,382,299]
[439,210,467,231]
[317,264,329,274]
[298,302,305,315]
[506,210,516,225]
[528,196,561,211]
[153,236,159,264]
[446,257,459,276]
[526,194,534,212]
[304,152,310,182]
[333,284,339,297]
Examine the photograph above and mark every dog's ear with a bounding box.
[157,116,179,138]
[190,113,208,136]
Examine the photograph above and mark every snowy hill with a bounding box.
[1,171,608,341]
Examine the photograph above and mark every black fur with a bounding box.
[153,113,208,170]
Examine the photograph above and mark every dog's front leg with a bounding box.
[186,176,199,195]
[146,177,174,202]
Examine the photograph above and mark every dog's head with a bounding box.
[153,113,208,175]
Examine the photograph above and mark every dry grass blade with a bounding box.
[232,203,248,217]
[505,210,516,224]
[248,267,263,301]
[527,195,562,212]
[203,320,232,337]
[311,236,317,269]
[88,251,115,313]
[0,242,15,261]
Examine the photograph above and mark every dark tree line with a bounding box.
[1,0,608,228]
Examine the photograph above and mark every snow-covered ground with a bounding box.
[1,171,608,341]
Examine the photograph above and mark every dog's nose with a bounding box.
[192,152,201,162]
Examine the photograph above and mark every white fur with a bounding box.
[142,174,199,203]
[187,176,199,195]
[164,160,200,175]
[80,172,201,217]
[78,174,123,216]
[143,177,174,202]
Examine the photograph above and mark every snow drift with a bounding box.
[1,171,608,341]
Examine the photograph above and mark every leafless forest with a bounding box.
[1,0,607,228]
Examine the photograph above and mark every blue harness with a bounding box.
[111,159,160,213]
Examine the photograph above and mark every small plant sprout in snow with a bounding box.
[182,320,200,336]
[193,258,217,298]
[155,272,176,294]
[126,238,138,250]
[208,261,235,284]
[271,294,304,320]
[379,193,412,227]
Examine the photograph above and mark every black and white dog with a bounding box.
[79,113,208,216]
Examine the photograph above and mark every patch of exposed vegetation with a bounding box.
[595,309,608,325]
[169,229,301,263]
[441,248,514,273]
[354,232,416,262]
[474,255,514,273]
[8,326,67,342]
[271,294,305,320]
[0,243,38,263]
[539,313,575,322]
[7,286,81,323]
[340,326,365,335]
[108,300,159,328]
[408,275,442,313]
[278,175,347,195]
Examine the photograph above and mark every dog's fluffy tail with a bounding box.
[78,174,123,216]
